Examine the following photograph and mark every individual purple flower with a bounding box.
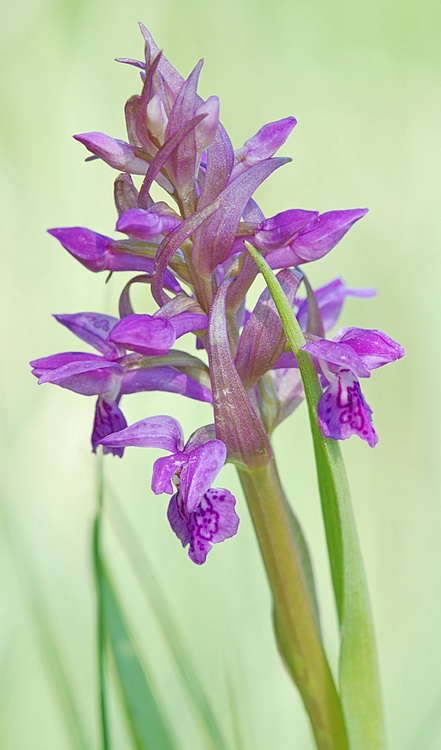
[47,226,181,292]
[108,308,207,356]
[232,117,297,179]
[73,132,149,174]
[302,328,404,446]
[115,207,181,240]
[30,313,212,455]
[265,208,368,268]
[99,416,240,563]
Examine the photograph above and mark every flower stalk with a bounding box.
[247,244,386,749]
[238,459,349,750]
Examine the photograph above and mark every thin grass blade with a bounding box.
[101,564,179,750]
[107,490,232,750]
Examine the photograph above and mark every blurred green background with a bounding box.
[2,0,440,747]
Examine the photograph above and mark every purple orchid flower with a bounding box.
[99,416,239,563]
[264,208,368,268]
[302,328,404,446]
[30,312,212,455]
[47,226,181,292]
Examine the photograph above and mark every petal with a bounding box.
[116,208,181,239]
[30,351,96,377]
[168,311,208,338]
[290,208,368,262]
[109,314,176,355]
[167,494,191,548]
[92,397,128,456]
[187,488,239,564]
[48,227,110,271]
[333,328,405,370]
[179,440,227,512]
[121,367,213,403]
[253,209,319,251]
[98,415,185,452]
[296,278,376,333]
[152,452,188,494]
[73,132,149,174]
[318,371,378,447]
[195,96,220,153]
[36,357,124,395]
[301,339,371,378]
[239,117,296,167]
[53,313,121,358]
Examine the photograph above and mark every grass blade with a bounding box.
[107,491,231,750]
[101,564,178,750]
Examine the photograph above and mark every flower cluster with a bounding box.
[31,25,404,563]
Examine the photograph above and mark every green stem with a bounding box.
[238,460,349,750]
[93,454,111,750]
[247,244,386,749]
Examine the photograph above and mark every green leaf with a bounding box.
[101,566,179,750]
[107,492,232,750]
[247,244,386,750]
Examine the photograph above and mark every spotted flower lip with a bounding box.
[301,328,404,446]
[99,416,240,563]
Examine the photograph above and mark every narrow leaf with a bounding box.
[102,565,178,750]
[107,492,232,750]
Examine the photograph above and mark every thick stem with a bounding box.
[238,459,348,750]
[93,455,111,750]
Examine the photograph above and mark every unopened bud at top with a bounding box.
[146,94,168,144]
[195,96,220,153]
[74,132,149,175]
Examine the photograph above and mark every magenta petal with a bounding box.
[333,328,405,370]
[254,209,319,251]
[109,314,176,355]
[48,227,111,271]
[53,313,120,358]
[318,372,378,447]
[116,208,181,239]
[296,279,376,333]
[188,488,239,564]
[291,208,368,262]
[30,351,96,376]
[179,440,227,512]
[302,339,371,378]
[167,494,191,548]
[152,453,187,494]
[168,312,208,338]
[73,132,148,174]
[99,415,184,452]
[242,117,297,163]
[167,487,239,564]
[92,397,128,456]
[121,367,213,403]
[36,357,124,395]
